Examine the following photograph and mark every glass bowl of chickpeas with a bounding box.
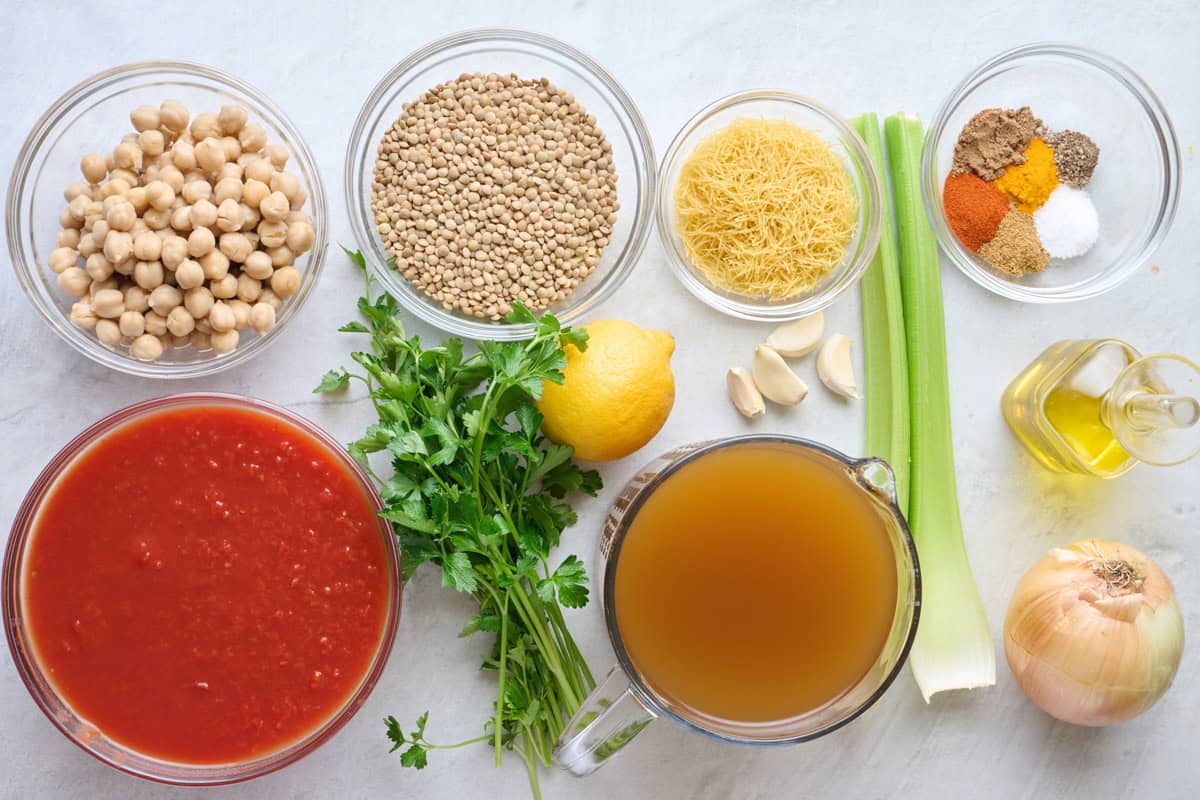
[7,61,327,378]
[345,28,656,340]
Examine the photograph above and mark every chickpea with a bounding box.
[189,198,218,229]
[124,284,150,313]
[109,168,138,187]
[174,258,205,290]
[209,178,239,206]
[210,328,239,354]
[228,298,252,329]
[259,191,290,223]
[64,182,92,203]
[263,144,288,169]
[158,164,185,193]
[243,231,260,250]
[85,253,114,282]
[83,200,105,226]
[142,180,174,212]
[170,205,193,232]
[199,250,230,280]
[287,185,306,210]
[242,250,274,280]
[241,203,261,231]
[130,333,164,361]
[189,330,212,350]
[81,153,107,184]
[171,140,197,171]
[289,217,323,254]
[243,157,273,185]
[113,258,135,277]
[159,101,189,133]
[143,310,168,336]
[139,129,165,158]
[210,273,238,299]
[56,228,81,249]
[140,206,170,231]
[257,220,288,249]
[90,276,119,297]
[195,138,226,175]
[98,178,130,199]
[218,104,247,135]
[95,318,122,346]
[249,301,276,333]
[218,232,253,263]
[161,235,188,269]
[131,231,161,262]
[181,180,211,205]
[208,301,236,332]
[118,309,145,338]
[270,265,301,298]
[242,178,269,209]
[113,141,143,172]
[257,287,282,312]
[148,284,183,315]
[49,247,79,273]
[59,207,79,229]
[190,112,222,142]
[187,227,215,258]
[184,286,214,318]
[216,198,245,232]
[218,161,244,183]
[103,231,133,266]
[104,200,135,232]
[91,288,125,319]
[268,246,294,268]
[236,273,262,303]
[238,124,266,153]
[219,136,241,162]
[78,232,98,258]
[92,219,111,242]
[126,186,149,214]
[133,259,165,290]
[166,305,195,336]
[269,171,301,204]
[194,317,213,334]
[69,301,98,330]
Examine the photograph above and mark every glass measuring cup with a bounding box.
[554,435,920,775]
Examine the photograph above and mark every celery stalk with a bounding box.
[850,113,910,511]
[884,113,995,701]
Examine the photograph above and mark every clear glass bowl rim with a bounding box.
[6,60,329,378]
[343,27,656,340]
[2,393,401,786]
[920,42,1182,303]
[655,89,884,321]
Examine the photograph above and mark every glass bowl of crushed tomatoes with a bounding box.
[2,394,400,785]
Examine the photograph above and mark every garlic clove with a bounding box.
[765,312,825,358]
[752,345,808,405]
[726,367,765,418]
[816,333,859,399]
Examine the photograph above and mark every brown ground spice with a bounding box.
[977,209,1050,276]
[952,107,1043,180]
[942,172,1009,251]
[1045,130,1099,188]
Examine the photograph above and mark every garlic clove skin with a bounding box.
[765,312,825,358]
[751,345,808,405]
[726,367,765,418]
[1004,539,1184,727]
[816,333,859,399]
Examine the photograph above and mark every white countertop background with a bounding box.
[2,1,1198,798]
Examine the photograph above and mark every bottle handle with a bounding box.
[553,665,657,776]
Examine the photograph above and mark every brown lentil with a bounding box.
[371,72,619,320]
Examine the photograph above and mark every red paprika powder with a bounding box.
[943,172,1010,251]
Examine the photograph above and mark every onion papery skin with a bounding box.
[1004,539,1184,726]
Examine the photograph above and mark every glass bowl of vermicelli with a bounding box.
[656,90,882,321]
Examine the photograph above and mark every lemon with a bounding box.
[538,319,676,462]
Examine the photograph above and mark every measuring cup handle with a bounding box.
[553,665,657,776]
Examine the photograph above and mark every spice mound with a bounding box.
[942,105,1102,276]
[52,101,314,361]
[372,72,618,321]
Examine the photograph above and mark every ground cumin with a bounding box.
[978,209,1049,276]
[952,107,1043,180]
[942,172,1010,251]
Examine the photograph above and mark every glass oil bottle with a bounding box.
[1002,339,1200,478]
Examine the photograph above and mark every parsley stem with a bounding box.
[494,589,511,767]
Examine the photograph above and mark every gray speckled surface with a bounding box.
[2,1,1198,798]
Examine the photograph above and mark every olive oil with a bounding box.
[1002,340,1200,478]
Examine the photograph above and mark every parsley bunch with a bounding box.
[316,251,601,798]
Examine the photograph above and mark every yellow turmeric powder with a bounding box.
[994,138,1058,212]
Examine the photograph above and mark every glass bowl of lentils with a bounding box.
[7,61,328,378]
[345,28,656,340]
[922,43,1180,303]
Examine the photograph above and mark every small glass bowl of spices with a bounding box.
[346,28,655,341]
[922,43,1180,303]
[657,90,883,321]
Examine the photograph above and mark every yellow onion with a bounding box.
[1004,539,1184,726]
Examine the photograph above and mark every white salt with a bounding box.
[1034,185,1099,259]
